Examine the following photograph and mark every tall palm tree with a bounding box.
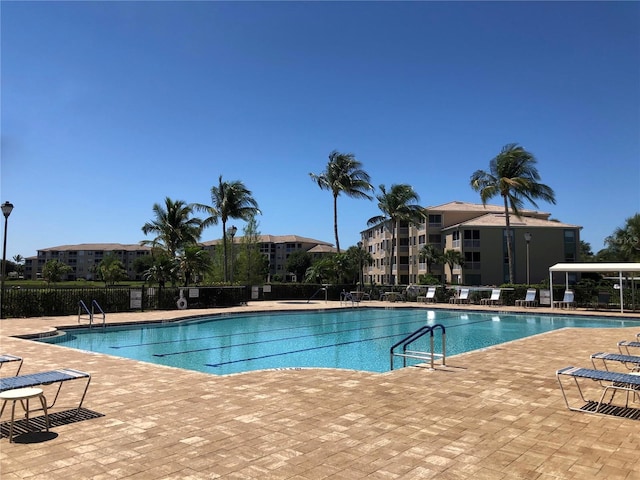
[194,175,260,282]
[141,197,202,258]
[367,184,425,285]
[470,143,556,284]
[310,150,374,253]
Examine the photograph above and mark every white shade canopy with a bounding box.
[549,263,640,313]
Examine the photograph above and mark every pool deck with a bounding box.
[1,301,640,479]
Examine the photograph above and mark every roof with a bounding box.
[426,201,548,217]
[201,235,333,247]
[549,263,640,273]
[38,243,151,252]
[441,213,580,230]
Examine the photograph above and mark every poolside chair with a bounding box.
[0,354,23,376]
[593,291,611,310]
[618,339,640,356]
[449,288,470,304]
[418,287,436,303]
[553,290,576,309]
[557,366,640,415]
[0,368,91,414]
[480,289,502,306]
[515,289,538,308]
[591,352,640,372]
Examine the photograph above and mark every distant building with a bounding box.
[23,236,336,283]
[201,235,335,281]
[360,200,581,286]
[25,243,152,281]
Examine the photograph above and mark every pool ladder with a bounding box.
[78,300,106,328]
[390,324,446,370]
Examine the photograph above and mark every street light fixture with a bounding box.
[524,232,532,285]
[228,225,237,283]
[1,201,15,319]
[357,241,364,292]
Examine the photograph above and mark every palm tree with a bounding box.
[470,144,556,284]
[367,184,425,285]
[141,197,202,258]
[442,249,464,284]
[418,244,441,274]
[310,150,373,253]
[194,175,260,282]
[177,246,212,286]
[604,213,640,261]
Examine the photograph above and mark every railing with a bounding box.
[78,300,92,325]
[78,299,106,328]
[91,300,106,328]
[390,323,446,370]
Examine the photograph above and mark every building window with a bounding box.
[428,234,442,245]
[463,230,480,248]
[428,214,442,227]
[464,251,480,270]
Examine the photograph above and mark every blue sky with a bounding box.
[2,1,639,261]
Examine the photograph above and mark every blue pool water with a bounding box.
[37,308,640,375]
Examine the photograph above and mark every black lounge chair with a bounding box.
[0,368,91,414]
[557,366,640,415]
[0,354,23,376]
[591,352,640,372]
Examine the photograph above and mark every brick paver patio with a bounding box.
[1,301,639,479]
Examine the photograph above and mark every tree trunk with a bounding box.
[503,195,515,284]
[333,194,340,253]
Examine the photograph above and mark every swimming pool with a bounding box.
[37,308,640,375]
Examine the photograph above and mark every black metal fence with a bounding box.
[1,283,635,319]
[1,286,249,318]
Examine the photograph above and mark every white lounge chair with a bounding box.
[480,289,502,306]
[553,290,576,309]
[515,289,538,308]
[417,287,436,303]
[449,288,470,304]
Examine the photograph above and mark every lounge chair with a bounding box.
[480,289,502,306]
[593,291,611,310]
[0,368,91,414]
[553,290,576,309]
[591,352,640,372]
[557,366,640,414]
[618,339,640,356]
[449,288,470,304]
[515,289,538,308]
[0,354,23,376]
[417,287,436,303]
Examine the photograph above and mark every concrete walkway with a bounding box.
[1,301,639,479]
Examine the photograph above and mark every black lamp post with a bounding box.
[228,225,237,283]
[1,201,15,319]
[357,241,364,292]
[524,232,532,285]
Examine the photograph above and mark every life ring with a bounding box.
[176,297,188,310]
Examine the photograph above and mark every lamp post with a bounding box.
[228,225,237,283]
[357,241,364,292]
[1,201,14,319]
[524,232,532,285]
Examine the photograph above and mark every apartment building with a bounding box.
[201,234,336,281]
[360,201,581,286]
[24,243,152,281]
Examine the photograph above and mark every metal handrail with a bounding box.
[78,300,92,325]
[91,300,106,328]
[390,323,446,370]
